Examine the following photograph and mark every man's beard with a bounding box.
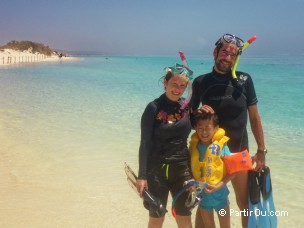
[215,60,231,73]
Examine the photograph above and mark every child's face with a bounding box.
[195,119,218,145]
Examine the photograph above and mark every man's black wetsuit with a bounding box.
[190,68,258,153]
[138,93,192,217]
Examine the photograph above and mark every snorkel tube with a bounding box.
[178,51,193,109]
[232,35,257,83]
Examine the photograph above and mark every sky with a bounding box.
[1,0,304,56]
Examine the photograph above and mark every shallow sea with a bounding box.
[0,55,303,227]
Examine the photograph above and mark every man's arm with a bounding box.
[248,104,266,171]
[189,77,201,111]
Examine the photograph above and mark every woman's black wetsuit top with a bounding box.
[190,68,258,153]
[138,93,192,179]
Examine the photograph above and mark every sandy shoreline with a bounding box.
[0,48,80,67]
[0,55,300,227]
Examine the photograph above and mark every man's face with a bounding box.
[213,43,239,74]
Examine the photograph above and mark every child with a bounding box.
[189,111,235,228]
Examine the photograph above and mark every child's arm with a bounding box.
[204,173,235,193]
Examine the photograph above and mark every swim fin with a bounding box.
[261,166,277,228]
[124,163,167,217]
[248,167,277,228]
[248,169,263,228]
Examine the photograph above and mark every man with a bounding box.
[190,34,266,228]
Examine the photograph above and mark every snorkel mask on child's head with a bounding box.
[164,63,193,80]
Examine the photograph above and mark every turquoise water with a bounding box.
[0,56,303,227]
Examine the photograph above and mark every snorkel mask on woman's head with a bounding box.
[164,63,193,80]
[164,53,194,110]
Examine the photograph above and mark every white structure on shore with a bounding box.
[0,49,70,66]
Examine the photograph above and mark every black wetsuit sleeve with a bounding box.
[245,74,258,106]
[138,102,157,179]
[189,76,202,127]
[189,76,202,111]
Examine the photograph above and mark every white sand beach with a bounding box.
[0,55,302,228]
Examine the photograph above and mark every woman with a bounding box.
[136,65,193,228]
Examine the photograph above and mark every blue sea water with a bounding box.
[0,55,303,227]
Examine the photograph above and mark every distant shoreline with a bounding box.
[0,48,81,67]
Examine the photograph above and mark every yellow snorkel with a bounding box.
[232,35,257,81]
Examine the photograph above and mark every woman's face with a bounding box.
[195,119,218,145]
[164,74,188,102]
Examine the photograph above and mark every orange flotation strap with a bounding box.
[222,149,253,174]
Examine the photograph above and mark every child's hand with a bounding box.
[204,181,224,193]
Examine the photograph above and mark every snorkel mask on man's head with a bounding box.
[215,33,244,48]
[164,63,194,80]
[215,33,245,55]
[215,33,257,86]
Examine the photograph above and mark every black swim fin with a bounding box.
[248,167,277,228]
[248,170,263,227]
[142,189,167,217]
[124,163,167,217]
